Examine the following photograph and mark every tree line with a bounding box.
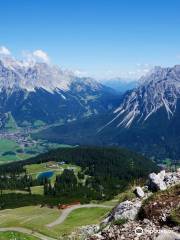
[0,146,159,203]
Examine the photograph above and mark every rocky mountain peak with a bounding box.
[106,65,180,128]
[0,55,119,129]
[0,56,104,94]
[0,57,74,92]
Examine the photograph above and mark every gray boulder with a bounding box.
[158,170,166,180]
[149,172,167,191]
[79,224,100,236]
[164,171,180,187]
[156,230,180,240]
[102,200,142,224]
[134,186,145,198]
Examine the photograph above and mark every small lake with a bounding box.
[37,171,54,180]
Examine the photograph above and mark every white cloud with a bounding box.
[22,49,50,63]
[96,64,153,81]
[73,69,88,77]
[125,68,151,79]
[128,63,153,78]
[32,50,49,63]
[0,46,11,55]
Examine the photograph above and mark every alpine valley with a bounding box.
[1,55,180,160]
[36,65,180,161]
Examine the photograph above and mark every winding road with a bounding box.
[46,204,112,227]
[0,204,112,239]
[0,227,56,240]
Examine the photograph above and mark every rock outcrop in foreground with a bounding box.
[102,200,142,225]
[84,169,180,240]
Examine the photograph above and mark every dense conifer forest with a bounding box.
[0,146,159,208]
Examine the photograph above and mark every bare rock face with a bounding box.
[156,230,180,240]
[164,171,180,187]
[86,170,180,240]
[102,200,142,225]
[106,65,180,128]
[149,172,167,191]
[88,219,161,240]
[158,170,166,181]
[148,170,180,190]
[77,225,100,238]
[88,223,180,240]
[134,186,145,198]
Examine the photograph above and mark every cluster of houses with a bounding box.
[0,131,35,148]
[45,161,76,171]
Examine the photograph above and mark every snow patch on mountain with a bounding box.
[0,57,74,92]
[106,65,180,128]
[0,56,101,94]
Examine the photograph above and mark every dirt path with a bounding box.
[0,204,112,239]
[46,204,112,228]
[0,227,57,240]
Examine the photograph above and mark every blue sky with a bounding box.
[0,0,180,79]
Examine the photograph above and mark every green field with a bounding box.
[54,207,109,235]
[0,138,73,164]
[0,139,19,152]
[0,139,34,164]
[0,231,39,240]
[25,162,81,183]
[0,186,139,238]
[0,205,109,238]
[0,206,60,238]
[30,186,44,195]
[0,145,153,239]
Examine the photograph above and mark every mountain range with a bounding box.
[0,56,120,129]
[1,55,180,160]
[35,65,180,160]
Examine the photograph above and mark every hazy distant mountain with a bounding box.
[102,78,138,93]
[0,57,120,129]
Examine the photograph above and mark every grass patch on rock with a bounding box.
[169,207,180,226]
[138,184,180,225]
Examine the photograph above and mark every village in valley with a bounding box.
[0,128,69,164]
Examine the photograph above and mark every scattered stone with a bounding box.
[69,224,100,239]
[164,171,180,187]
[86,170,180,240]
[88,220,161,240]
[80,225,100,236]
[134,187,145,198]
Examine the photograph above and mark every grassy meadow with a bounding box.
[0,138,72,164]
[55,207,109,236]
[0,231,39,240]
[25,162,81,183]
[0,205,109,238]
